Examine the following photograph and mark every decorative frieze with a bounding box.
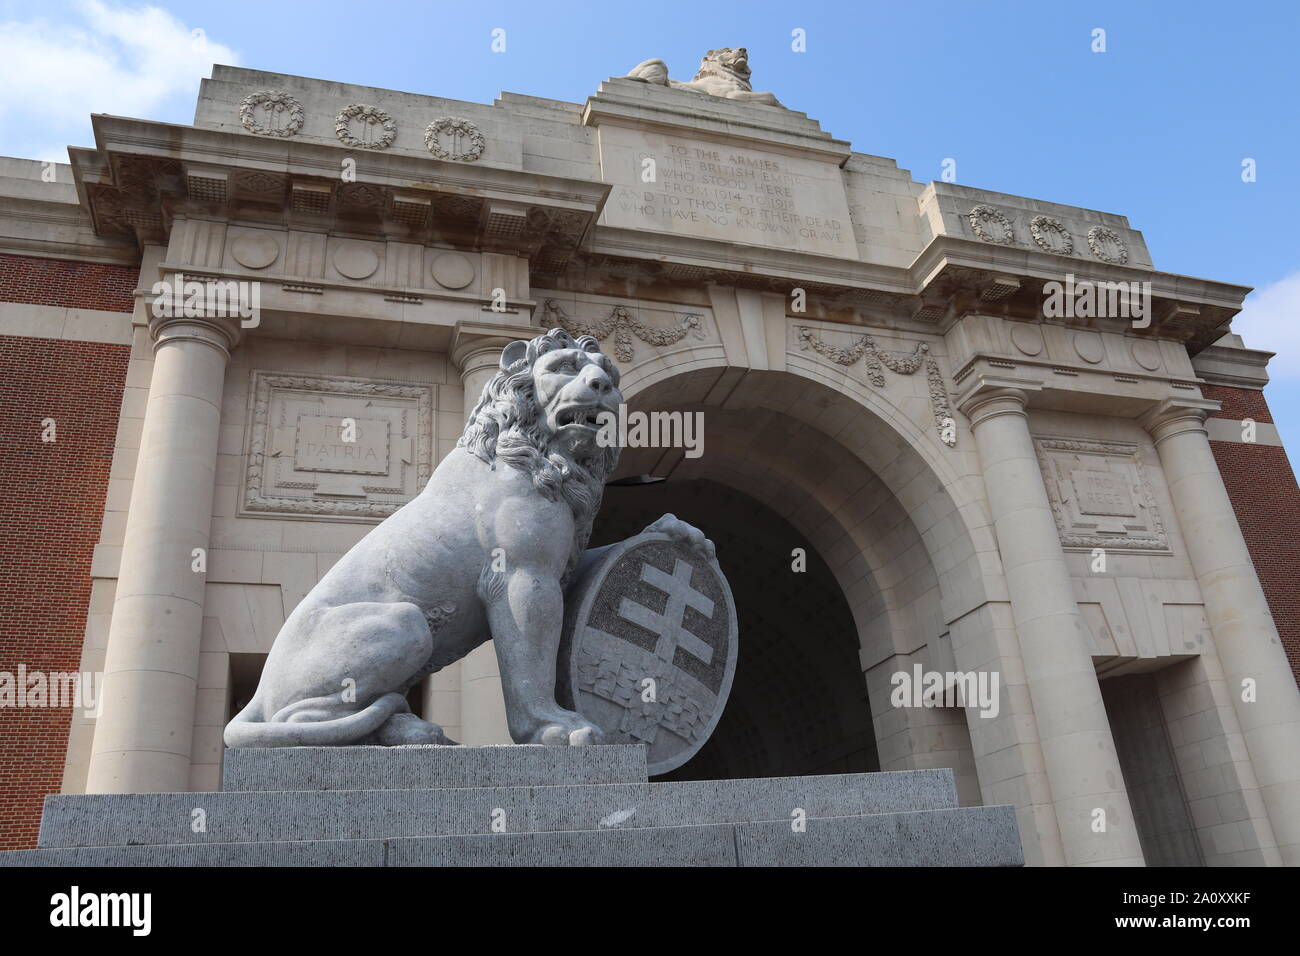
[242,371,434,521]
[965,205,1135,267]
[238,90,493,163]
[541,300,704,363]
[795,326,955,447]
[1034,436,1169,551]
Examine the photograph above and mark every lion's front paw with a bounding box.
[645,513,716,562]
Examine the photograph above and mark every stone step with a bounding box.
[3,806,1023,867]
[37,769,958,848]
[221,744,650,791]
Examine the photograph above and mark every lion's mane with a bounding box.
[694,48,752,87]
[458,328,621,573]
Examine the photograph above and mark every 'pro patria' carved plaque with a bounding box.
[243,371,434,520]
[1034,436,1169,552]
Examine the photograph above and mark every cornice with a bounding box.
[46,113,1250,357]
[71,115,611,276]
[1191,340,1274,390]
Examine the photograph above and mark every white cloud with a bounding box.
[1234,271,1300,379]
[0,0,238,161]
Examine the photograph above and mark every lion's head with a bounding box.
[695,48,753,84]
[459,328,623,540]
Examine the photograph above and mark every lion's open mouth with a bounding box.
[556,406,603,429]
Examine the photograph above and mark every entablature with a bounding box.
[69,115,610,276]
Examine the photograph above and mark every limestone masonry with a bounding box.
[0,52,1297,866]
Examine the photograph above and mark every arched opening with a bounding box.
[594,359,996,801]
[591,478,878,781]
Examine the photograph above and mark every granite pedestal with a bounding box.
[1,746,1023,867]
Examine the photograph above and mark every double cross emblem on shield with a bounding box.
[558,533,739,775]
[619,558,715,669]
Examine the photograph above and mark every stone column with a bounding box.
[447,322,537,745]
[1142,398,1300,865]
[86,309,241,793]
[961,384,1145,866]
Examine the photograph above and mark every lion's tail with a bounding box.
[223,692,407,749]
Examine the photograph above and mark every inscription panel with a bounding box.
[243,371,434,521]
[597,125,857,259]
[1035,436,1169,552]
[293,415,391,475]
[1071,469,1137,518]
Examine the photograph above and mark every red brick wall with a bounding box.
[1201,384,1300,685]
[0,252,136,313]
[0,254,134,850]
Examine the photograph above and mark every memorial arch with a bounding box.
[2,57,1298,867]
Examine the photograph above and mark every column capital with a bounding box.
[148,313,244,358]
[957,376,1041,429]
[1139,396,1219,446]
[450,320,537,373]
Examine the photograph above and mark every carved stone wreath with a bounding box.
[424,117,486,162]
[1086,226,1129,264]
[1029,215,1074,256]
[796,326,956,447]
[968,204,1016,245]
[335,104,396,150]
[542,300,703,363]
[239,90,305,138]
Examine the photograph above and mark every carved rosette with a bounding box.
[424,117,486,162]
[796,326,955,447]
[968,204,1016,244]
[1029,215,1074,255]
[334,104,397,150]
[542,300,703,363]
[239,90,305,137]
[1086,226,1130,264]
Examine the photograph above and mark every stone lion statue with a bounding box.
[225,328,714,749]
[626,47,784,107]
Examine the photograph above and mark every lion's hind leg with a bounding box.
[726,90,782,107]
[225,601,454,748]
[626,58,670,85]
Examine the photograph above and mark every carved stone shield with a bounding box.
[558,531,738,775]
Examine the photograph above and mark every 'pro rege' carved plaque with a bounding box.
[1035,436,1169,552]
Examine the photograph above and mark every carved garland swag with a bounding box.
[796,326,956,447]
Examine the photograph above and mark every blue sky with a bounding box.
[2,0,1297,454]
